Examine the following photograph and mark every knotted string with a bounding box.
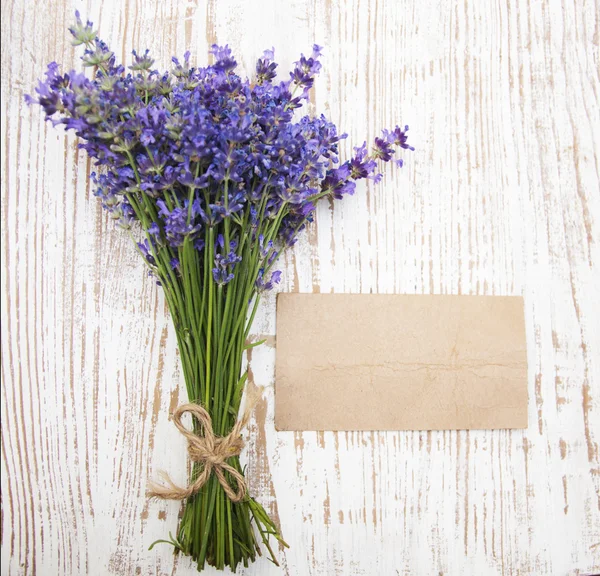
[148,403,249,503]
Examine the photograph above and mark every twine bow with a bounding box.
[148,403,249,503]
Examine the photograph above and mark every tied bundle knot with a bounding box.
[148,403,248,503]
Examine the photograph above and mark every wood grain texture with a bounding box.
[1,0,599,574]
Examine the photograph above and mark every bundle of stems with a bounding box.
[133,175,289,569]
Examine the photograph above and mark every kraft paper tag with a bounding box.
[275,294,528,431]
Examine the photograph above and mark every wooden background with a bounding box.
[1,0,599,574]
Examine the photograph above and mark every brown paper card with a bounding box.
[275,294,528,431]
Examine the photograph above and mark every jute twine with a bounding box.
[148,403,250,503]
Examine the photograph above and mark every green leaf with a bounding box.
[243,339,266,350]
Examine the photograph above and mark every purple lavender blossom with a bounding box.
[372,136,394,162]
[256,48,277,85]
[255,269,282,292]
[137,239,156,265]
[27,15,412,295]
[212,235,242,285]
[69,11,96,46]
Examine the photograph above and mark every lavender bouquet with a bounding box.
[27,12,413,572]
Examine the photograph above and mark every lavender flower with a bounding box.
[69,11,96,46]
[255,269,282,292]
[289,45,323,90]
[255,48,277,85]
[212,235,241,285]
[26,17,413,323]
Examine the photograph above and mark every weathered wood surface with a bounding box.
[1,0,599,574]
